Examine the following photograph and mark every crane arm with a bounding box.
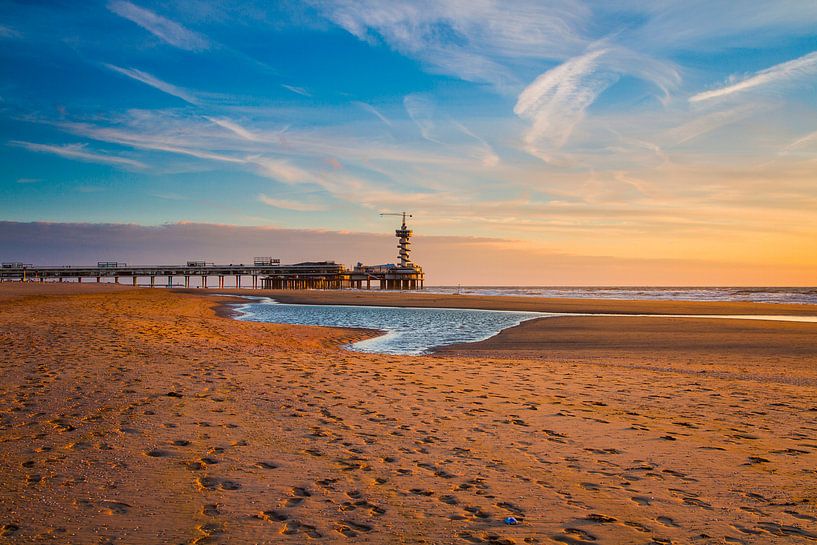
[379,211,412,226]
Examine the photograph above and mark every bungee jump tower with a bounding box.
[349,212,425,290]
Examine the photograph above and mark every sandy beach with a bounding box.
[1,285,816,544]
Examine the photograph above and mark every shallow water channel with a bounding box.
[232,298,817,356]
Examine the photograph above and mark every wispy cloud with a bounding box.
[108,0,208,51]
[452,121,499,167]
[10,141,145,168]
[666,103,761,144]
[0,25,21,39]
[403,94,441,143]
[281,84,311,97]
[514,49,616,161]
[205,117,257,140]
[781,129,817,154]
[248,157,313,184]
[16,177,41,184]
[105,64,200,105]
[258,193,326,212]
[150,192,190,201]
[690,50,817,102]
[627,3,817,52]
[316,0,588,92]
[353,101,392,127]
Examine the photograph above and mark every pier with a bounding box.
[0,261,423,290]
[1,214,425,290]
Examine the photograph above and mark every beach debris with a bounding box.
[503,516,520,525]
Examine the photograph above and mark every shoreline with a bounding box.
[173,287,817,316]
[203,289,817,385]
[212,292,817,364]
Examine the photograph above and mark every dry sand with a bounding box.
[1,284,817,544]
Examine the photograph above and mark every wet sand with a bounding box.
[229,288,817,316]
[1,284,816,544]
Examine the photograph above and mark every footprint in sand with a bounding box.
[334,520,372,538]
[1,524,20,537]
[100,501,131,515]
[258,509,288,522]
[282,487,311,507]
[462,505,492,519]
[656,516,679,527]
[756,522,817,539]
[280,520,322,538]
[439,494,459,505]
[583,513,617,524]
[559,527,597,543]
[201,504,220,516]
[631,496,652,506]
[195,476,241,492]
[495,501,525,517]
[459,531,516,544]
[191,522,225,545]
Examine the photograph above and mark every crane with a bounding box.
[379,211,412,228]
[380,212,414,267]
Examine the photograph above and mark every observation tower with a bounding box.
[389,212,413,267]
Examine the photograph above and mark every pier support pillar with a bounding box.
[77,277,82,283]
[184,276,190,288]
[202,276,208,289]
[167,275,172,288]
[235,275,240,289]
[218,276,224,289]
[114,277,119,284]
[96,276,101,283]
[150,276,155,288]
[132,276,137,286]
[252,275,258,289]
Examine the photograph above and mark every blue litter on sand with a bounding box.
[504,516,519,525]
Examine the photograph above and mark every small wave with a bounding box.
[425,286,817,305]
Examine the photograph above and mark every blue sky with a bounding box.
[1,1,817,282]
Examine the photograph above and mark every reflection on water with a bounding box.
[232,299,817,356]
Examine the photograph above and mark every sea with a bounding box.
[423,286,817,305]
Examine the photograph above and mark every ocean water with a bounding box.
[233,300,543,355]
[232,299,817,356]
[424,286,817,305]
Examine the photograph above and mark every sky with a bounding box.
[1,1,816,285]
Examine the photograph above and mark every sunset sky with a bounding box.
[1,1,816,284]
